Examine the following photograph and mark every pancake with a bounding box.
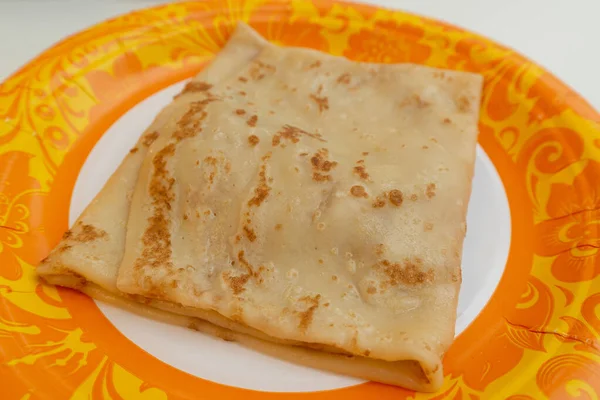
[39,23,483,392]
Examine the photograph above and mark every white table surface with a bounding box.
[1,0,599,111]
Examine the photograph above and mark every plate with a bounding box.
[1,0,599,398]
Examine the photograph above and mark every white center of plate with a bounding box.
[70,82,511,393]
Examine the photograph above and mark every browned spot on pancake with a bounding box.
[223,251,261,296]
[353,160,370,182]
[364,350,371,357]
[372,193,386,208]
[223,271,252,295]
[248,154,271,207]
[238,76,248,83]
[350,185,368,198]
[249,61,275,81]
[129,147,139,154]
[202,155,221,186]
[179,81,212,97]
[414,95,430,108]
[183,214,188,221]
[272,125,326,147]
[426,183,436,199]
[173,82,208,99]
[170,279,178,289]
[310,84,329,113]
[243,225,257,242]
[367,285,377,295]
[185,81,212,95]
[235,109,246,116]
[422,145,429,150]
[142,131,159,147]
[443,118,451,124]
[313,172,331,182]
[362,152,369,156]
[134,144,176,272]
[237,250,255,276]
[375,244,385,256]
[58,244,72,253]
[310,148,337,183]
[297,294,321,332]
[72,224,107,242]
[275,224,282,231]
[410,194,418,201]
[248,135,259,146]
[457,95,471,112]
[308,60,321,69]
[247,115,258,127]
[337,73,351,84]
[332,275,338,281]
[400,94,430,108]
[424,222,434,232]
[239,90,246,96]
[172,96,218,142]
[311,151,335,170]
[378,258,434,286]
[318,259,324,264]
[62,230,72,240]
[452,268,462,282]
[388,190,404,207]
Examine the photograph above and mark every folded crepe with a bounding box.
[38,23,483,392]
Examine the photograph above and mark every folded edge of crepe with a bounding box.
[37,23,268,292]
[43,273,438,390]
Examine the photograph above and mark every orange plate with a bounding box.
[1,1,600,399]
